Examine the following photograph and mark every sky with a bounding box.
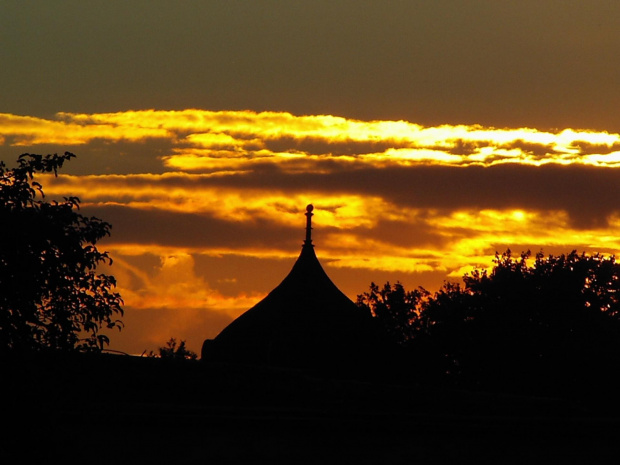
[2,1,620,355]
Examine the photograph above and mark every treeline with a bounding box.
[358,250,620,395]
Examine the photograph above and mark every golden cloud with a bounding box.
[4,110,620,172]
[111,253,262,318]
[33,166,620,266]
[38,173,401,230]
[7,109,620,355]
[0,113,170,146]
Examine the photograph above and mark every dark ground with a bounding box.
[3,352,620,464]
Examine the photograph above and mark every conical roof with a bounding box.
[204,205,374,369]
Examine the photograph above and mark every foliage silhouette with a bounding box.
[0,153,123,353]
[356,281,428,345]
[150,338,198,360]
[359,249,620,392]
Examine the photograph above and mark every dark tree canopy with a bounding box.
[356,281,428,345]
[0,153,123,353]
[359,250,620,392]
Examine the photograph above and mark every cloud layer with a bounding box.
[3,109,620,354]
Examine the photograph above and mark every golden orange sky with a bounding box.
[4,2,620,354]
[3,109,620,354]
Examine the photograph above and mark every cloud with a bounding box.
[107,252,264,354]
[34,160,620,253]
[4,110,620,176]
[213,164,620,229]
[40,172,401,231]
[5,108,620,354]
[0,113,170,146]
[82,204,302,252]
[113,253,260,314]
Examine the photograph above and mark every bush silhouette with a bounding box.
[150,338,198,360]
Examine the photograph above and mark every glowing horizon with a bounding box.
[3,109,620,355]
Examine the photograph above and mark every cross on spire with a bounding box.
[305,204,314,245]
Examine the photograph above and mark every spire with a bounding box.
[206,200,378,370]
[304,204,314,245]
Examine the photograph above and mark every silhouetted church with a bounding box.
[202,205,378,371]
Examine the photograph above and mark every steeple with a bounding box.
[304,204,314,246]
[202,204,375,370]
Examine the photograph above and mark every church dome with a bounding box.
[202,205,376,370]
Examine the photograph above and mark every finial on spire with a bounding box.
[305,204,314,245]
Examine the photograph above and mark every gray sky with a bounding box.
[3,1,620,130]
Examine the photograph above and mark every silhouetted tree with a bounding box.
[153,338,197,360]
[427,250,620,387]
[361,250,620,392]
[356,281,428,345]
[0,153,123,353]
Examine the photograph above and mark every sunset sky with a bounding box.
[2,1,620,355]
